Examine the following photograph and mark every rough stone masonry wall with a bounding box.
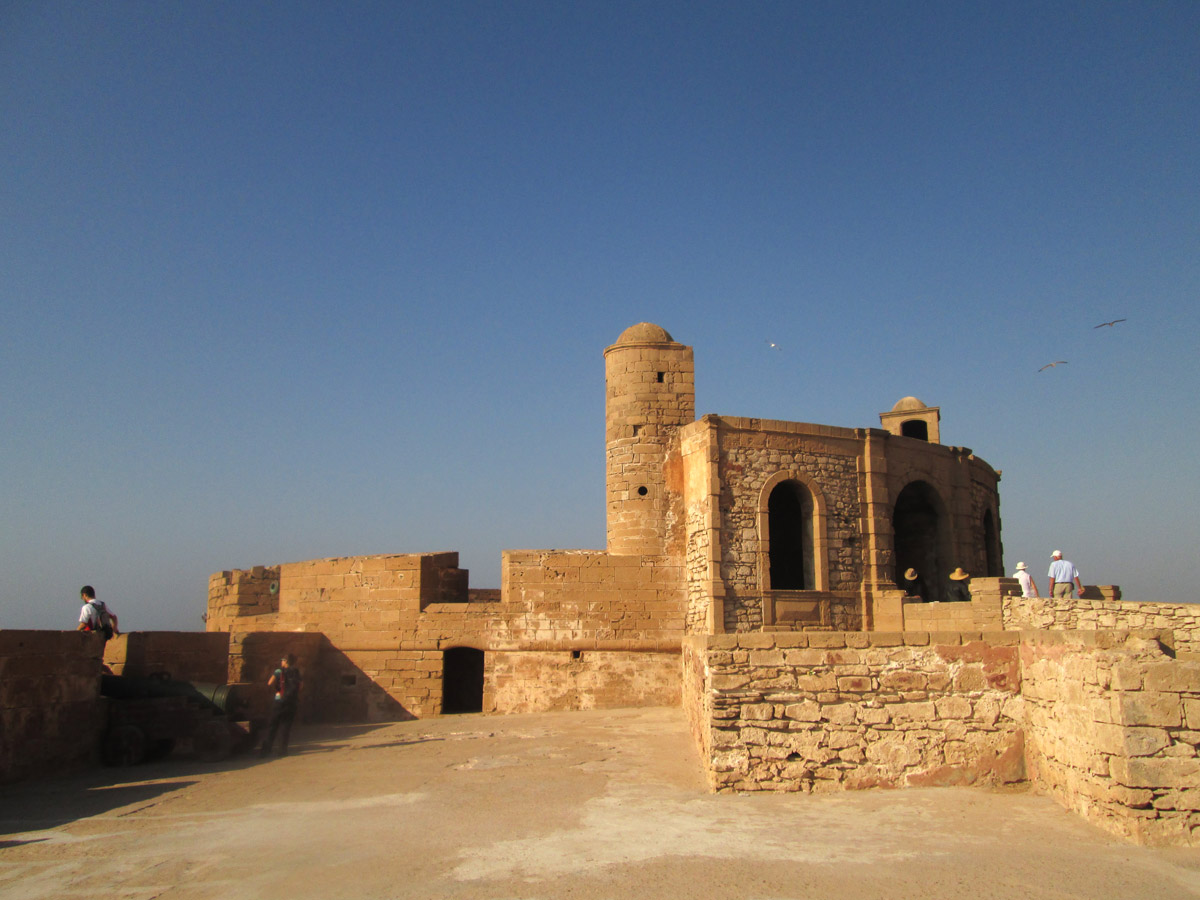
[684,504,711,634]
[1006,595,1200,657]
[1,631,106,783]
[687,631,1025,793]
[716,420,863,633]
[1021,630,1200,847]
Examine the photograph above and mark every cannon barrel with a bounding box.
[100,675,249,718]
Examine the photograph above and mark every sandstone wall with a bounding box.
[103,632,231,683]
[1021,630,1200,847]
[488,650,680,713]
[688,631,1025,793]
[1,631,106,783]
[209,550,686,719]
[1006,595,1200,656]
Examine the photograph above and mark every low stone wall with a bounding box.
[686,631,1025,793]
[0,631,106,783]
[1006,595,1200,656]
[1021,630,1200,846]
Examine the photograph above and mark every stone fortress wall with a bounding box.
[7,321,1200,848]
[207,549,684,719]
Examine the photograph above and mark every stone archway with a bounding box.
[893,481,952,603]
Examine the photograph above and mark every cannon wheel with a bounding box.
[194,719,233,763]
[104,724,147,766]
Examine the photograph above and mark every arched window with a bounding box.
[900,420,929,441]
[442,647,484,713]
[768,480,816,590]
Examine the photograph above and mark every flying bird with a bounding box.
[1038,361,1068,372]
[765,341,781,350]
[1093,318,1127,329]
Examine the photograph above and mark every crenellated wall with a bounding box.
[208,549,686,719]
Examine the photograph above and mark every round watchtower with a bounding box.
[603,323,695,555]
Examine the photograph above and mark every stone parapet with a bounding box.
[0,631,106,783]
[685,631,1025,794]
[1006,595,1200,655]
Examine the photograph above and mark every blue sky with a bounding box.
[2,1,1197,631]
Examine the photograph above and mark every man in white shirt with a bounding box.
[1047,551,1083,598]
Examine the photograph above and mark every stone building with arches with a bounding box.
[205,321,1005,720]
[605,321,1003,633]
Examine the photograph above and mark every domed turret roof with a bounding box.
[615,322,674,344]
[891,396,929,412]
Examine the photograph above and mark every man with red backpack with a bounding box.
[76,585,119,641]
[259,654,302,758]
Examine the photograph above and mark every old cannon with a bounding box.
[99,674,264,766]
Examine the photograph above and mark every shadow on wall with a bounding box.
[232,633,416,723]
[311,642,417,723]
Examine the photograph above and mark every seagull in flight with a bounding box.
[1038,361,1068,372]
[1093,318,1127,329]
[765,340,781,350]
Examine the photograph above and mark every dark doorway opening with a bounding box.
[768,480,815,590]
[893,481,950,603]
[900,420,929,441]
[442,647,484,714]
[983,510,1001,577]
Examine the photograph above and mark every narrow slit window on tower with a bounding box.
[656,371,664,383]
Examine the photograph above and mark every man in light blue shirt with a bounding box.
[1047,551,1083,598]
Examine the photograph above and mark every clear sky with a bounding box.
[2,1,1197,631]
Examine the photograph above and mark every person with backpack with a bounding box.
[76,585,119,640]
[259,654,302,758]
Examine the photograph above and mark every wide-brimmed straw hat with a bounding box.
[949,567,970,581]
[904,568,918,580]
[1015,562,1028,571]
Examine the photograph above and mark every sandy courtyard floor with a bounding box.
[1,706,1199,900]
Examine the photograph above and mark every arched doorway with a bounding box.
[442,647,484,714]
[892,481,951,603]
[768,480,815,590]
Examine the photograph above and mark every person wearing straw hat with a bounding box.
[948,567,971,602]
[902,567,923,601]
[1013,562,1039,598]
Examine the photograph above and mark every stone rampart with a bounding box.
[208,550,686,719]
[1021,630,1200,846]
[1006,595,1200,656]
[0,631,106,783]
[684,631,1026,793]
